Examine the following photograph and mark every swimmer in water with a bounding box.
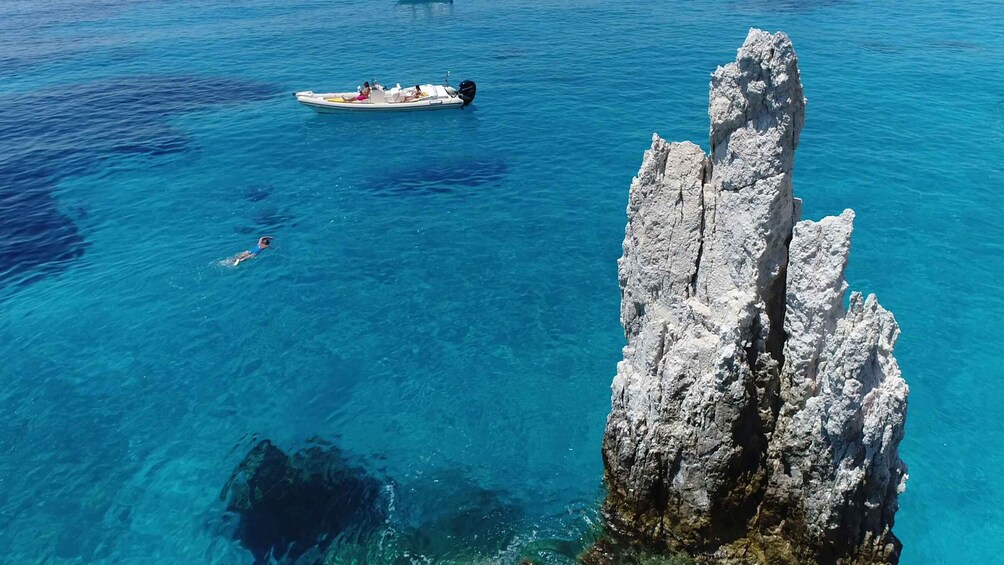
[233,236,272,266]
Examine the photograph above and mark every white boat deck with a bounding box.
[294,83,467,113]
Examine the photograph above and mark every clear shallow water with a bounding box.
[1,0,1002,563]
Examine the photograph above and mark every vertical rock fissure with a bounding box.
[690,159,709,296]
[765,247,790,369]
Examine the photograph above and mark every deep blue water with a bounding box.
[1,0,1002,563]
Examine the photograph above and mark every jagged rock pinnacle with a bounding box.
[596,29,908,565]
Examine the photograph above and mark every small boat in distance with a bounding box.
[294,80,476,113]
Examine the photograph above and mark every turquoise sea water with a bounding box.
[1,0,1002,563]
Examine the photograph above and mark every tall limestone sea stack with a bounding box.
[597,29,908,564]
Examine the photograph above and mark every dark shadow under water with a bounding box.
[217,440,596,564]
[362,158,508,197]
[220,438,387,564]
[0,75,280,295]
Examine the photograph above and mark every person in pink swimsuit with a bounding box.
[344,81,371,102]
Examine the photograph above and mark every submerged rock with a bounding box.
[220,439,386,564]
[596,29,908,564]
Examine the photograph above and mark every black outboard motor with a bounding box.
[458,80,477,107]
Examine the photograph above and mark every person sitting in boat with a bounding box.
[233,236,272,266]
[344,81,371,102]
[403,85,424,102]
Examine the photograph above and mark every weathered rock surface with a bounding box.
[597,29,908,565]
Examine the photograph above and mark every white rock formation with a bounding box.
[599,29,908,565]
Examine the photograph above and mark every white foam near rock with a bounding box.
[599,29,908,565]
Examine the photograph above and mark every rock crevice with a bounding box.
[598,29,908,565]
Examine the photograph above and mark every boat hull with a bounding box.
[294,91,466,113]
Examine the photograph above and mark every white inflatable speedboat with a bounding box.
[294,80,476,113]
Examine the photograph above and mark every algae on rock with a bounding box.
[596,29,908,565]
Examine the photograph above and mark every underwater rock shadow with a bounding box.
[233,205,298,235]
[362,158,508,197]
[241,184,273,203]
[220,438,387,564]
[366,469,528,562]
[729,0,844,12]
[0,75,280,294]
[0,163,89,291]
[230,183,299,235]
